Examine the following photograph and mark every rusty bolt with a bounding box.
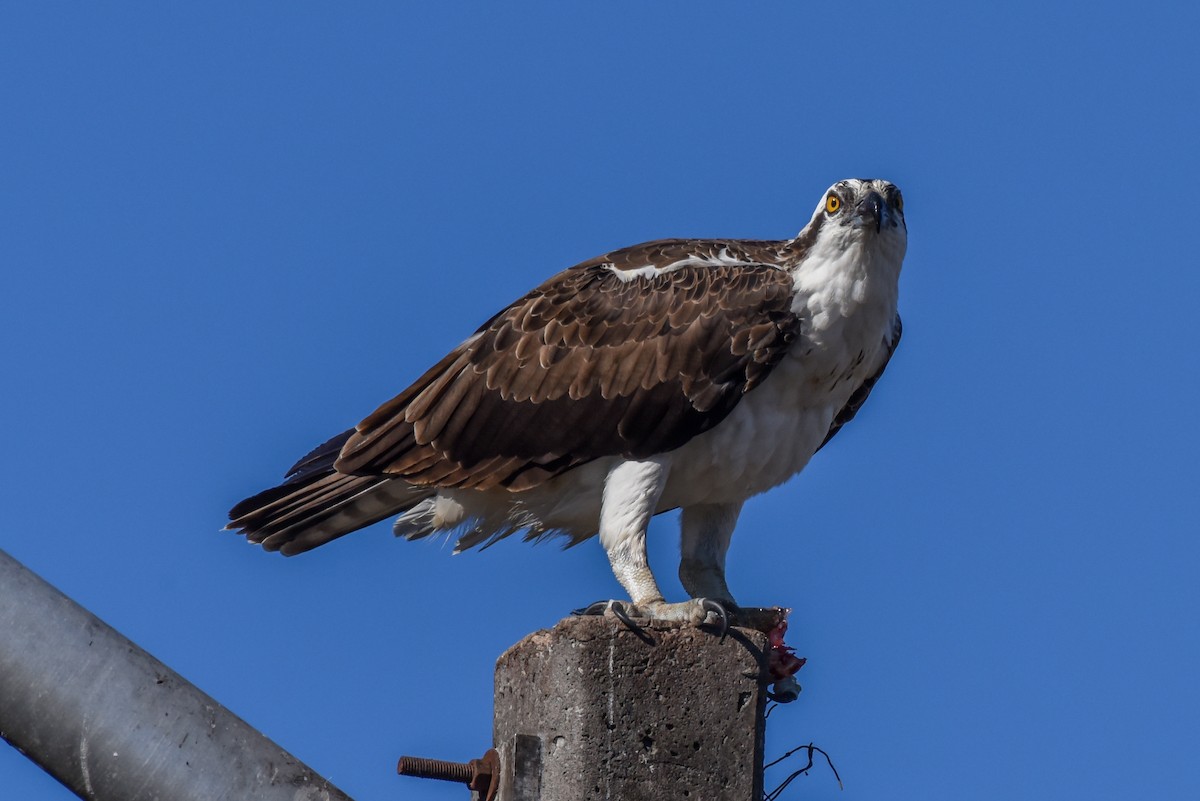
[397,748,499,800]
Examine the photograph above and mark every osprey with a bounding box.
[228,178,906,625]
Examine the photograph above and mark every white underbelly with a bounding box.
[451,330,886,542]
[492,348,860,537]
[657,355,844,507]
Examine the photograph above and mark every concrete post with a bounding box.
[492,616,770,801]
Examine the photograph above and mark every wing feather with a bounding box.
[334,244,802,491]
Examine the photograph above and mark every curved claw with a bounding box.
[571,600,641,627]
[572,600,613,617]
[608,601,640,631]
[574,598,729,638]
[570,600,651,641]
[699,598,730,640]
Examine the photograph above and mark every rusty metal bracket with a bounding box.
[397,747,500,800]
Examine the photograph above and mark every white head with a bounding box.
[795,178,907,266]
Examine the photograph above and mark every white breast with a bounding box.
[658,235,901,508]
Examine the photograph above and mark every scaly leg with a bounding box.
[587,459,726,627]
[678,501,743,605]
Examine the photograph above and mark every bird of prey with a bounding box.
[228,178,906,626]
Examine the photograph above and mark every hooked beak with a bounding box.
[851,191,889,233]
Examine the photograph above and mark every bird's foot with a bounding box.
[641,598,731,633]
[573,598,731,638]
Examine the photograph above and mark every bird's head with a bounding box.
[795,178,907,265]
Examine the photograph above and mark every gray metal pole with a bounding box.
[0,549,356,801]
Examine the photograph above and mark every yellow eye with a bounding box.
[825,194,842,214]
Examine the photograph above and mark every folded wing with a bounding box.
[336,255,802,492]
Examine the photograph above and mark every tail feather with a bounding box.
[227,432,433,555]
[285,429,356,481]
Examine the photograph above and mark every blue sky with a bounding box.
[2,3,1197,799]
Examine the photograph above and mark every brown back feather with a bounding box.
[335,240,804,492]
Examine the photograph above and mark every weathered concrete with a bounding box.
[493,616,771,801]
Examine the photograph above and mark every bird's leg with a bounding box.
[586,459,727,628]
[598,459,669,611]
[678,502,742,607]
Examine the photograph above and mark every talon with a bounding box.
[572,600,612,617]
[609,601,641,631]
[577,598,731,631]
[571,600,652,638]
[700,598,730,640]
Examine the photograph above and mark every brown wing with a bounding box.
[334,253,801,492]
[818,314,903,450]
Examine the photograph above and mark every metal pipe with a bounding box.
[0,548,355,801]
